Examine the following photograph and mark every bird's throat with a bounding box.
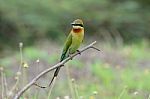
[73,28,82,33]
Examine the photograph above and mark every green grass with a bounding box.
[0,42,150,99]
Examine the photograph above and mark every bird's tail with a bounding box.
[49,67,61,86]
[49,52,67,87]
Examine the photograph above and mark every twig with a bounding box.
[13,41,100,99]
[4,73,8,99]
[148,94,150,99]
[65,66,75,99]
[8,43,24,99]
[72,79,79,99]
[1,67,4,99]
[118,86,127,99]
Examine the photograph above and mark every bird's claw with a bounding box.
[77,50,81,55]
[69,54,73,60]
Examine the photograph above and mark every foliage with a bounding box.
[0,0,150,51]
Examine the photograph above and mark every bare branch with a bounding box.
[90,46,101,51]
[13,41,99,99]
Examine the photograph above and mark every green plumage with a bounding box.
[60,33,72,61]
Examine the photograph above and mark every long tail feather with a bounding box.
[49,67,60,86]
[49,52,67,87]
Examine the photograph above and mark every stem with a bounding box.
[118,86,127,99]
[1,69,4,99]
[148,94,150,99]
[4,73,8,99]
[65,66,75,99]
[73,82,79,99]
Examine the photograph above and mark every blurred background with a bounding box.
[0,0,150,99]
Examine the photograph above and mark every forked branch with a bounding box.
[14,41,100,99]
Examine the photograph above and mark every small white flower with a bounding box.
[93,91,98,95]
[22,62,29,68]
[19,42,23,48]
[15,76,19,80]
[133,91,138,95]
[71,78,75,83]
[36,59,40,63]
[7,91,13,97]
[16,71,21,76]
[0,67,4,71]
[79,96,83,99]
[64,96,70,99]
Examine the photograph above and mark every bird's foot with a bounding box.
[68,54,73,60]
[77,50,81,55]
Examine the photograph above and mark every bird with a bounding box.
[49,19,84,87]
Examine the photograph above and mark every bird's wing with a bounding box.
[49,33,72,87]
[60,33,72,61]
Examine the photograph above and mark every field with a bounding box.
[0,0,150,98]
[0,40,150,99]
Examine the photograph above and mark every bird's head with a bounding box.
[71,19,84,29]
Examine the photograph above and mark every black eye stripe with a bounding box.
[72,24,83,27]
